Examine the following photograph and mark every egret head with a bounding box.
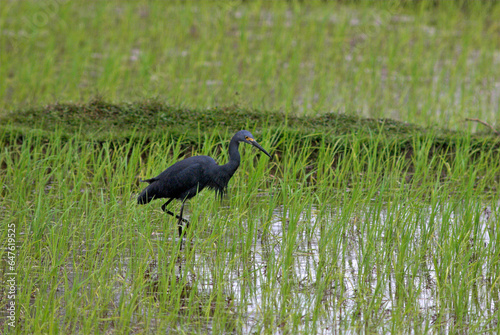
[234,130,271,158]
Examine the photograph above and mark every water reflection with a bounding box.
[145,202,497,333]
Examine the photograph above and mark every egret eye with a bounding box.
[245,136,250,140]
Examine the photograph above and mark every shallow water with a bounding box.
[145,201,498,333]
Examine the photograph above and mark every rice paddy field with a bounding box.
[1,0,500,334]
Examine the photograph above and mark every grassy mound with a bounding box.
[1,99,499,159]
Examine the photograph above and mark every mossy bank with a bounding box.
[2,99,499,156]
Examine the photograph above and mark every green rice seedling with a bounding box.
[2,1,499,129]
[1,126,499,333]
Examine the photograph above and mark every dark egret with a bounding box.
[137,130,271,237]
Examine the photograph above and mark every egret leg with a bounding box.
[177,201,185,237]
[161,199,189,224]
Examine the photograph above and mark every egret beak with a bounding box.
[248,139,271,158]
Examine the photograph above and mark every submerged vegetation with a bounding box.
[1,0,500,333]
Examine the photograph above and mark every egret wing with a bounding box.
[138,156,216,203]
